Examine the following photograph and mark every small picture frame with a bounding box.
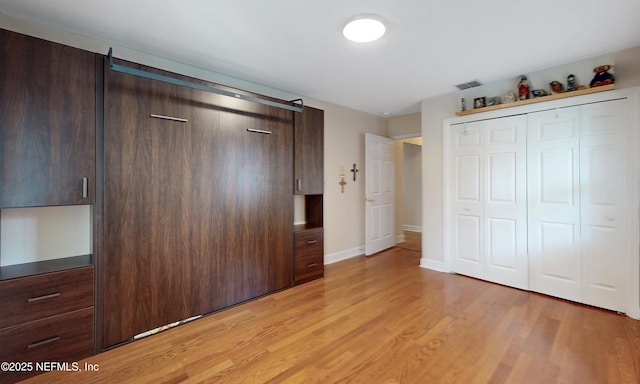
[486,96,500,106]
[473,97,486,109]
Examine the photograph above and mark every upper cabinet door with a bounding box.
[294,106,324,194]
[0,29,96,208]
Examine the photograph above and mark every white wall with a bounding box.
[0,206,92,266]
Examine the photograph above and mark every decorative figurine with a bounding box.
[566,74,577,92]
[590,65,615,87]
[550,81,565,94]
[531,89,548,98]
[486,96,500,106]
[518,75,530,100]
[503,90,517,104]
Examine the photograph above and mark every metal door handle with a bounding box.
[82,177,88,199]
[366,197,375,202]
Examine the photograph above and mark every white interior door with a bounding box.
[365,133,395,255]
[527,107,582,302]
[449,122,484,279]
[483,115,528,289]
[580,99,628,312]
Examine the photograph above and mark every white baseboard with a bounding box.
[419,258,447,272]
[325,246,364,265]
[402,225,422,233]
[396,234,406,243]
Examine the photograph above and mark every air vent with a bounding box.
[455,80,482,90]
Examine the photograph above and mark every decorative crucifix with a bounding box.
[350,164,359,181]
[338,177,347,193]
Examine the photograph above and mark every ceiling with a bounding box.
[2,0,640,116]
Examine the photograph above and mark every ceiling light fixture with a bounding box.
[343,15,386,43]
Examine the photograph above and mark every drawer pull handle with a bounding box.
[306,263,319,268]
[306,240,318,245]
[28,336,60,349]
[150,114,188,123]
[247,128,272,135]
[28,292,61,302]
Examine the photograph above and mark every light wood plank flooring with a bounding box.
[20,247,640,384]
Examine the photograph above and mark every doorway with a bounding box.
[395,137,422,252]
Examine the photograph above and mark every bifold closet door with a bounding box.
[449,121,484,279]
[579,99,628,312]
[449,115,527,289]
[527,100,628,312]
[527,107,582,302]
[483,116,527,290]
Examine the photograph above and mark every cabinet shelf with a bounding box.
[456,84,615,116]
[0,254,92,281]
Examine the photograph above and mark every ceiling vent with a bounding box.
[455,80,482,90]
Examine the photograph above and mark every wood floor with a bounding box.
[20,245,640,384]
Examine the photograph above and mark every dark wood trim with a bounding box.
[93,53,105,354]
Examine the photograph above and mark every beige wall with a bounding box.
[420,45,640,271]
[393,137,422,239]
[388,112,420,138]
[305,99,387,262]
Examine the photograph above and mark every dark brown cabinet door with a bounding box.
[0,29,96,207]
[294,106,324,194]
[103,62,293,348]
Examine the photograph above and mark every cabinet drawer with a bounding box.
[294,228,324,256]
[0,307,93,382]
[0,267,94,329]
[0,307,94,362]
[295,253,324,283]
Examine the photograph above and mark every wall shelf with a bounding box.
[456,84,615,116]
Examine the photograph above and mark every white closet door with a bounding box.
[580,99,628,312]
[449,121,484,279]
[484,115,528,289]
[527,107,582,302]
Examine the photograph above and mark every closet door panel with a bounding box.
[484,115,527,289]
[214,98,293,308]
[527,107,581,302]
[580,99,628,312]
[103,65,220,347]
[449,122,484,279]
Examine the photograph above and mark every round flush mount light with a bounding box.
[343,15,386,43]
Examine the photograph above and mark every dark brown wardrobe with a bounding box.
[102,60,295,348]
